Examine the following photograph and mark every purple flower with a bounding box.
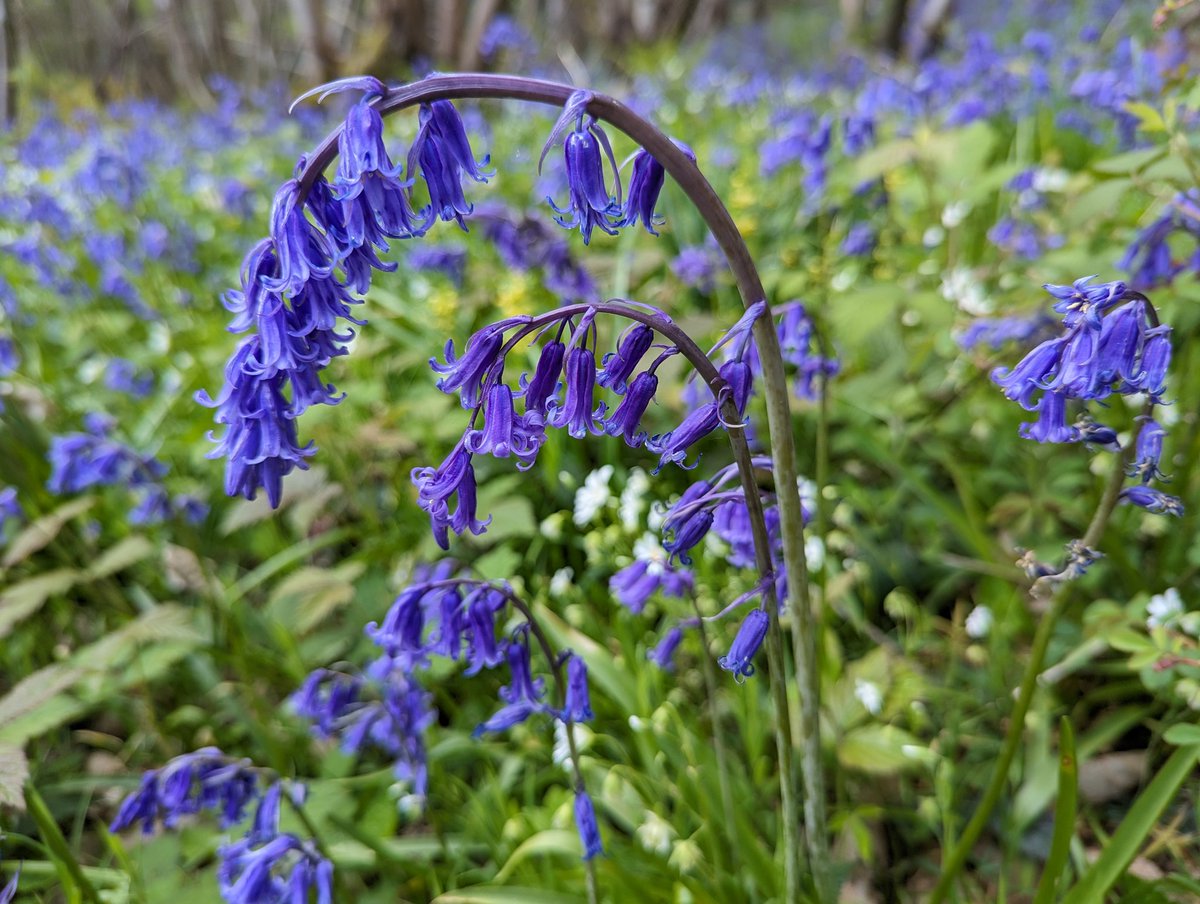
[1129,419,1168,482]
[464,382,546,469]
[647,625,686,671]
[548,347,606,438]
[475,634,548,736]
[604,371,658,448]
[543,93,622,244]
[1120,485,1183,516]
[718,607,770,681]
[598,324,654,394]
[431,320,520,410]
[519,339,566,418]
[0,864,17,904]
[411,444,491,549]
[264,180,334,297]
[841,223,876,256]
[618,148,667,234]
[957,313,1057,351]
[0,487,22,532]
[110,748,260,834]
[1043,276,1126,331]
[560,654,593,722]
[671,246,719,291]
[409,244,468,285]
[464,586,507,676]
[217,832,334,904]
[1126,326,1172,400]
[574,791,604,860]
[1094,299,1146,385]
[991,337,1066,410]
[609,550,692,614]
[1018,390,1078,444]
[663,508,714,566]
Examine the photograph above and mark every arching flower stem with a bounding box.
[297,74,821,902]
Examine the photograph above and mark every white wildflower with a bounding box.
[941,200,972,228]
[922,225,946,247]
[941,266,992,316]
[1147,588,1184,629]
[854,678,883,715]
[620,468,650,531]
[635,810,676,856]
[549,567,574,598]
[965,605,993,639]
[573,464,615,526]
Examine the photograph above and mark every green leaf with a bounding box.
[1033,717,1078,904]
[25,781,104,903]
[0,743,28,811]
[493,830,581,882]
[1105,627,1153,654]
[266,561,365,635]
[1124,101,1166,133]
[0,568,79,639]
[433,888,582,904]
[1,497,94,567]
[1162,724,1200,746]
[1091,146,1167,175]
[838,725,934,775]
[85,535,155,579]
[1060,744,1200,904]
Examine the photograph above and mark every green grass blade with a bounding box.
[1033,716,1077,904]
[1059,743,1200,904]
[23,781,103,904]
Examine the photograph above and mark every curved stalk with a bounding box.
[296,73,824,901]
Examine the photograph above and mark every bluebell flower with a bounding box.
[464,586,507,676]
[519,340,566,418]
[431,319,523,410]
[542,92,622,244]
[604,371,658,448]
[618,148,667,235]
[610,534,692,613]
[464,382,546,468]
[718,607,770,681]
[409,244,468,285]
[0,859,17,904]
[841,223,876,257]
[1075,416,1121,451]
[1126,326,1172,400]
[264,180,334,297]
[475,634,548,736]
[217,832,333,904]
[1120,485,1183,516]
[548,346,606,438]
[957,313,1057,351]
[561,654,593,722]
[574,791,604,860]
[647,625,687,671]
[663,508,714,566]
[104,359,154,398]
[1094,299,1146,385]
[1019,390,1079,444]
[1043,276,1126,331]
[0,334,17,377]
[671,246,720,291]
[409,101,492,230]
[130,485,172,525]
[597,324,654,394]
[0,487,22,532]
[412,444,491,549]
[991,336,1066,410]
[647,401,719,474]
[1119,205,1183,289]
[110,747,261,834]
[1129,419,1168,483]
[47,431,166,495]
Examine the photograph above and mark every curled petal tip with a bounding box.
[288,76,387,114]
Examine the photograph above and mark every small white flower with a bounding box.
[620,468,650,531]
[647,501,668,532]
[1147,588,1184,629]
[1032,167,1069,193]
[854,678,883,715]
[549,567,574,598]
[632,532,668,575]
[805,535,825,572]
[573,464,615,527]
[965,605,993,639]
[941,267,992,316]
[941,200,972,229]
[635,810,676,856]
[922,225,946,248]
[830,268,855,292]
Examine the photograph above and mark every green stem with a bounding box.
[929,430,1139,904]
[692,601,739,874]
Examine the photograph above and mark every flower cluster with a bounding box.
[110,750,333,903]
[991,276,1181,515]
[1119,190,1200,290]
[46,417,205,525]
[413,300,758,548]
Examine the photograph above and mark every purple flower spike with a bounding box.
[604,371,658,448]
[598,324,654,394]
[465,382,547,468]
[718,607,770,681]
[411,445,492,549]
[289,75,386,112]
[574,791,604,860]
[1120,485,1183,516]
[1019,391,1078,444]
[549,347,606,438]
[560,654,593,722]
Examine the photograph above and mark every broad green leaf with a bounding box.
[1104,627,1153,654]
[266,561,365,635]
[1091,146,1166,175]
[1124,101,1166,132]
[0,568,79,639]
[1162,723,1200,746]
[493,830,580,882]
[1,497,94,567]
[85,535,155,579]
[838,725,934,775]
[0,743,28,811]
